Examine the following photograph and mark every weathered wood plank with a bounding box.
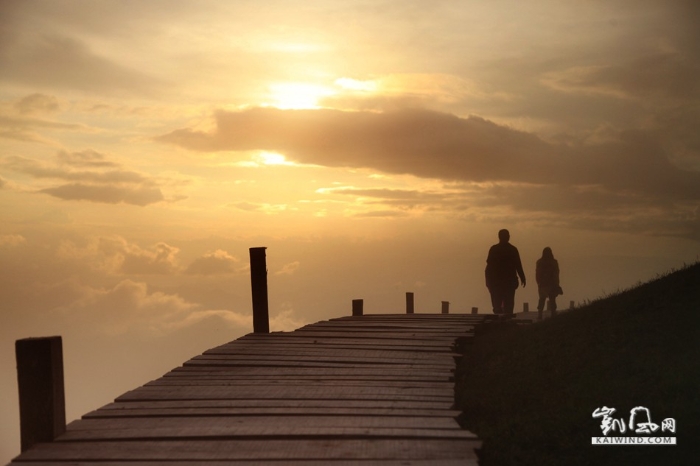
[145,379,453,389]
[182,360,457,371]
[15,460,478,466]
[59,416,475,442]
[188,354,456,366]
[163,371,454,382]
[116,385,455,402]
[83,406,462,418]
[15,439,481,461]
[92,399,456,410]
[203,347,460,358]
[68,415,463,430]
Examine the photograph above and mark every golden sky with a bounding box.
[1,0,699,460]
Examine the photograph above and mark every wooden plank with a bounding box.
[116,385,455,402]
[163,371,453,382]
[59,417,476,441]
[188,354,456,366]
[60,427,474,442]
[166,366,456,378]
[67,415,466,430]
[235,336,459,347]
[240,332,465,341]
[144,380,453,389]
[83,406,462,418]
[15,460,478,466]
[15,439,481,461]
[182,360,456,372]
[93,399,456,410]
[202,343,461,361]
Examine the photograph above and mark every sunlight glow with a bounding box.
[335,77,378,92]
[258,151,293,166]
[268,83,336,109]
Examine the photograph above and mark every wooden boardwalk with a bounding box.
[10,313,487,465]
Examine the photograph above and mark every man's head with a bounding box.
[498,229,510,243]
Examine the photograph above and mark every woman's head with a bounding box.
[542,247,554,260]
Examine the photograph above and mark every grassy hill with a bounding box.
[455,262,700,466]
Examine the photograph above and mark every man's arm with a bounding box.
[515,248,526,287]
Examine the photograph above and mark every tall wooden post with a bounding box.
[406,292,414,314]
[15,336,66,452]
[441,301,449,314]
[249,247,269,334]
[352,299,364,316]
[523,302,529,313]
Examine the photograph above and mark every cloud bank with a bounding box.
[158,107,700,202]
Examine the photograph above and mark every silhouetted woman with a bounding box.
[536,247,560,313]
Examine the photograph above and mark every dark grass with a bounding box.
[455,262,700,466]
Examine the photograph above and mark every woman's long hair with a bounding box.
[541,247,554,261]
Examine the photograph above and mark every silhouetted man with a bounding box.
[485,229,526,316]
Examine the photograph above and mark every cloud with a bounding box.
[269,308,307,332]
[0,234,26,247]
[55,279,197,335]
[166,309,252,332]
[185,250,241,275]
[542,52,700,102]
[2,151,166,206]
[0,31,160,95]
[57,149,120,168]
[14,93,60,114]
[158,107,700,202]
[40,184,164,206]
[58,236,180,275]
[275,261,300,275]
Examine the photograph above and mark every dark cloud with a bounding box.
[14,93,60,114]
[40,183,164,206]
[57,149,120,168]
[5,155,154,185]
[0,32,159,95]
[2,150,166,206]
[158,107,700,202]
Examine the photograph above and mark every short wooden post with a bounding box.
[406,292,414,314]
[570,300,575,309]
[441,301,449,314]
[352,299,364,316]
[15,336,66,452]
[249,247,269,334]
[471,307,478,315]
[523,302,529,313]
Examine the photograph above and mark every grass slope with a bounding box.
[455,262,700,466]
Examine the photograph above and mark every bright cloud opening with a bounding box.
[268,83,336,109]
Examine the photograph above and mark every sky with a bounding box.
[1,0,700,461]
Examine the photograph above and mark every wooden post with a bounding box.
[441,301,449,314]
[352,299,364,316]
[523,302,529,313]
[570,300,575,309]
[471,307,478,315]
[249,247,269,334]
[15,336,66,452]
[406,292,414,314]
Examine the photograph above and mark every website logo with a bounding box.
[592,406,676,445]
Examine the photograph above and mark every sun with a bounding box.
[268,82,336,109]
